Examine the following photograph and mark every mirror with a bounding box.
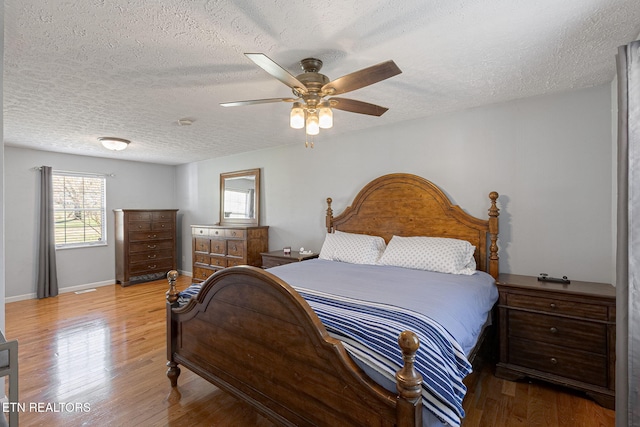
[220,168,260,226]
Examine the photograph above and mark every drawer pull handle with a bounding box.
[148,234,157,239]
[231,231,237,236]
[199,230,204,234]
[550,357,558,365]
[148,264,157,269]
[550,327,558,334]
[148,245,157,249]
[148,255,157,259]
[550,303,557,309]
[138,225,143,229]
[214,231,219,235]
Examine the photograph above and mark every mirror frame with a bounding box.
[220,168,261,226]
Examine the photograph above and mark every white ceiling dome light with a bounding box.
[99,137,130,151]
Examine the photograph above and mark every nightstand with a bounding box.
[495,274,616,409]
[261,250,319,268]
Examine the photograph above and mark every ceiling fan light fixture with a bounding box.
[318,102,333,129]
[221,54,402,145]
[290,102,305,129]
[305,112,320,136]
[99,137,130,151]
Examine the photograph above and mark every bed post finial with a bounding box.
[488,192,499,279]
[166,270,179,305]
[326,197,333,233]
[396,330,423,426]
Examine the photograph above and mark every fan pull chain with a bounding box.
[305,136,314,148]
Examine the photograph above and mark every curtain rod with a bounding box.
[32,167,115,178]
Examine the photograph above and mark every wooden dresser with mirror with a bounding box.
[191,168,268,283]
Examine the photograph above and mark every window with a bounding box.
[52,171,106,248]
[223,189,253,219]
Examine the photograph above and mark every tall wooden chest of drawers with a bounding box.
[495,274,616,409]
[114,209,178,286]
[191,224,269,283]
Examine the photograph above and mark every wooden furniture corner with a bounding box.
[261,250,319,269]
[495,273,616,409]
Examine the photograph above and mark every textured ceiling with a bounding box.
[4,0,640,165]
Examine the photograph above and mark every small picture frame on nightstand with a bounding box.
[283,246,291,255]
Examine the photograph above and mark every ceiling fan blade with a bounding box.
[322,60,402,96]
[329,97,389,116]
[245,53,308,94]
[220,97,296,107]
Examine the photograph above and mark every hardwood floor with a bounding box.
[5,276,615,426]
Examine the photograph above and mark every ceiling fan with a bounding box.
[220,53,402,146]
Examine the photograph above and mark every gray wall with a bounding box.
[2,82,614,301]
[177,84,613,283]
[4,147,178,299]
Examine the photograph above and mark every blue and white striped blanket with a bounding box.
[295,287,471,427]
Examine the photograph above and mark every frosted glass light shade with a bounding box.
[290,104,305,129]
[306,114,319,135]
[99,137,130,151]
[318,106,333,129]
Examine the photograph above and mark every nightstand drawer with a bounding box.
[262,257,296,269]
[508,311,606,354]
[506,293,608,320]
[261,250,319,269]
[509,337,607,387]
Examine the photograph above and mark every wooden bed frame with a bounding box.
[166,173,499,427]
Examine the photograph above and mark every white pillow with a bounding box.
[378,236,477,275]
[319,231,386,265]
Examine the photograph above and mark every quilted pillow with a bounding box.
[378,236,477,275]
[319,231,386,265]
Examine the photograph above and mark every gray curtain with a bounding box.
[36,166,59,298]
[616,40,640,427]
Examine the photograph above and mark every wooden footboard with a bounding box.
[166,268,423,427]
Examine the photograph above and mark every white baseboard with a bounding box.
[6,279,114,303]
[6,272,193,303]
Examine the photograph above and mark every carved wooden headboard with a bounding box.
[325,173,500,278]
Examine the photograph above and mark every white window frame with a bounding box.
[52,170,107,249]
